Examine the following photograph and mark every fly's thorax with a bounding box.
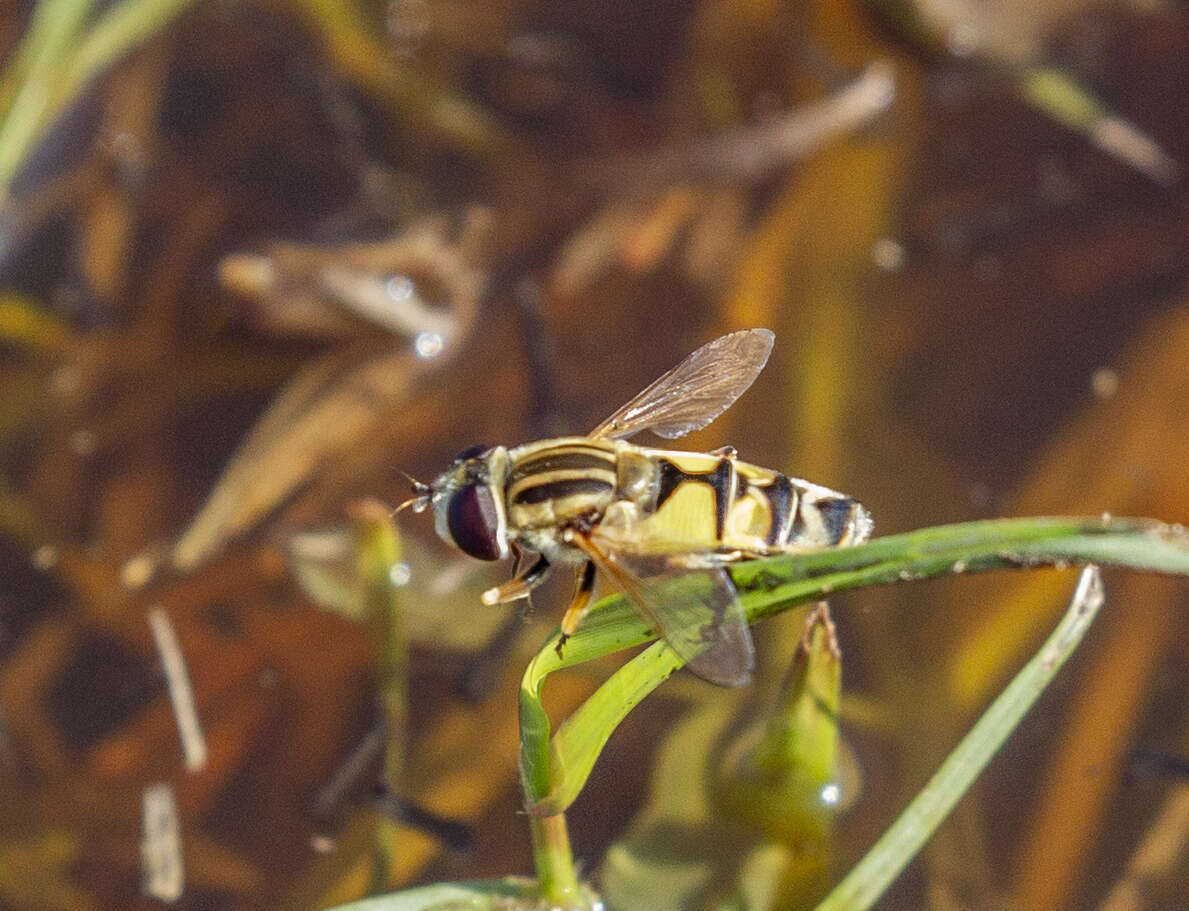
[429,445,510,561]
[614,442,661,506]
[503,437,620,535]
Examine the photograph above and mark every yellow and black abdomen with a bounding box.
[632,448,872,556]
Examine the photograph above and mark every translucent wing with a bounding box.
[582,529,755,686]
[589,328,774,441]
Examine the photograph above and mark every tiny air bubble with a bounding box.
[31,545,58,570]
[871,237,905,271]
[310,834,337,854]
[414,331,444,358]
[389,562,412,586]
[947,23,979,57]
[1091,368,1119,399]
[386,275,415,302]
[69,429,97,455]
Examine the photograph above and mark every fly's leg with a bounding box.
[481,553,550,605]
[555,559,597,657]
[709,445,737,458]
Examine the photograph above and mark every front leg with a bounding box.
[481,553,550,605]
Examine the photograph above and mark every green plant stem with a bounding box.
[519,648,585,906]
[292,0,507,155]
[60,0,197,105]
[528,813,582,908]
[812,566,1106,910]
[0,0,95,190]
[329,518,1183,910]
[0,0,198,199]
[352,502,408,893]
[514,518,1185,903]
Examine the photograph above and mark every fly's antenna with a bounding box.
[393,472,431,515]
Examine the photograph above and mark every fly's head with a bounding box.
[413,444,510,561]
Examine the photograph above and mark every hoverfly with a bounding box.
[403,329,871,685]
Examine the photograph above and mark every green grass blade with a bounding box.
[0,0,199,197]
[0,0,96,192]
[59,0,199,103]
[813,565,1107,910]
[519,517,1188,815]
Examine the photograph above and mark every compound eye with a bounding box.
[446,483,502,560]
[454,444,489,462]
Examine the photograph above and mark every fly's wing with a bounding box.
[588,328,774,441]
[584,529,755,686]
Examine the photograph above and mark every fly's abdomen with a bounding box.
[635,449,871,555]
[771,476,872,550]
[729,465,871,552]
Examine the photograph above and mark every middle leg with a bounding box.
[556,559,597,655]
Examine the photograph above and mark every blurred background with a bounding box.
[1,0,1188,908]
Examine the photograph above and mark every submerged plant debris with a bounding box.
[1,1,1189,909]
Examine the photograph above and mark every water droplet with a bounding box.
[50,364,81,397]
[951,560,967,574]
[1091,368,1119,399]
[120,553,157,589]
[871,237,905,271]
[414,331,444,358]
[389,562,412,586]
[69,428,97,455]
[31,544,58,570]
[386,275,415,301]
[387,0,431,53]
[106,130,146,177]
[309,834,337,854]
[946,22,979,57]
